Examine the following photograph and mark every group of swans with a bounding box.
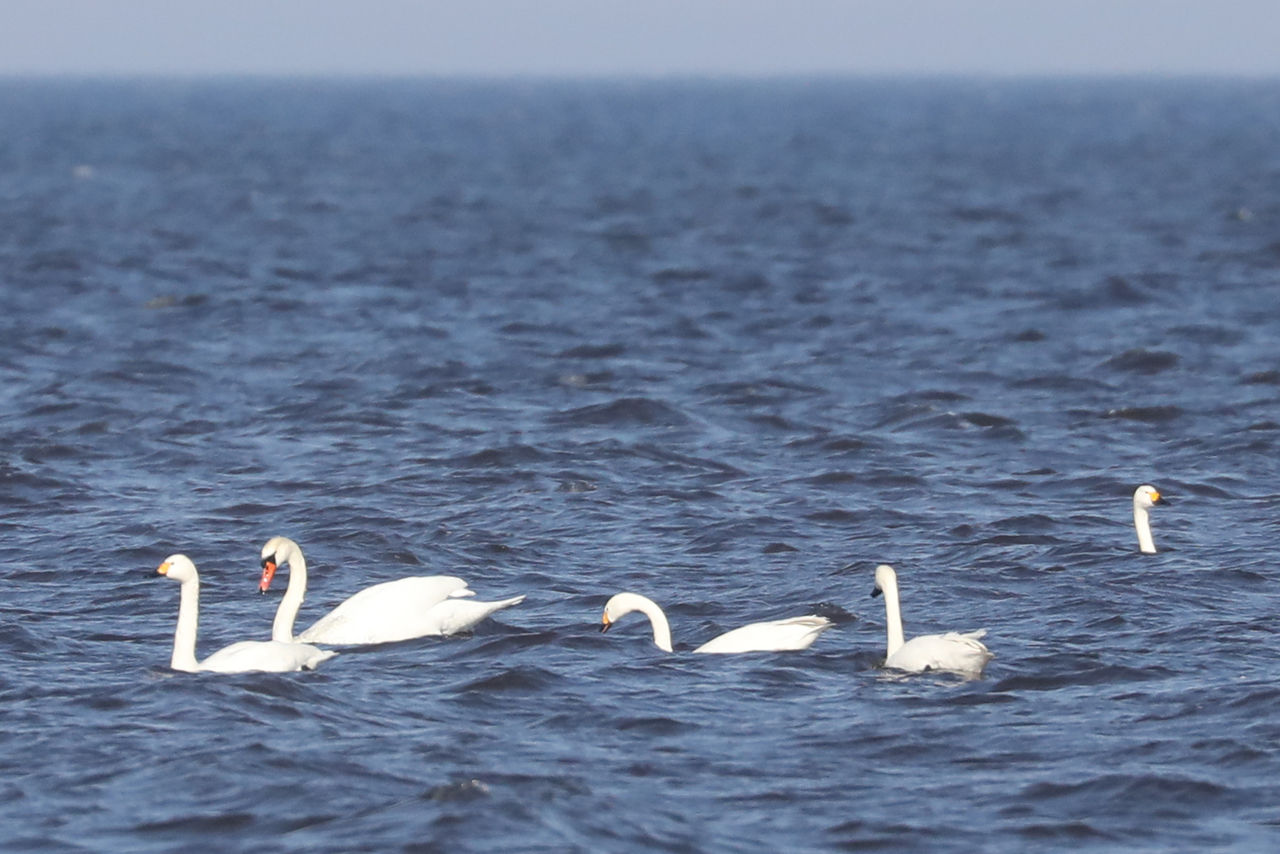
[155,485,1168,678]
[155,536,525,674]
[598,570,990,675]
[596,484,1169,676]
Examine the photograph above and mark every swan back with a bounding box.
[884,630,992,676]
[295,575,473,645]
[199,640,336,673]
[692,615,833,654]
[601,592,674,652]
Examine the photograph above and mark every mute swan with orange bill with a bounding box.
[258,536,525,646]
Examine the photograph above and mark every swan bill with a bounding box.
[1153,492,1169,505]
[258,559,278,593]
[870,587,882,599]
[156,561,172,576]
[600,614,613,633]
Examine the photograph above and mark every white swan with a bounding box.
[871,564,991,676]
[156,554,336,674]
[259,536,526,645]
[1133,484,1168,554]
[599,592,833,654]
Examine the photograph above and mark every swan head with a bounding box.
[1133,484,1168,510]
[600,592,653,633]
[156,554,198,583]
[871,564,897,598]
[258,536,300,593]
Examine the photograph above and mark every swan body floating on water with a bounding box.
[599,592,833,654]
[258,536,526,646]
[1133,484,1168,554]
[156,555,335,674]
[871,564,991,676]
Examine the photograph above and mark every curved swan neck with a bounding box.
[171,575,201,673]
[271,541,307,643]
[611,593,674,652]
[879,575,906,658]
[1134,503,1155,554]
[639,599,674,653]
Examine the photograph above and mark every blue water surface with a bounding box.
[1,77,1279,852]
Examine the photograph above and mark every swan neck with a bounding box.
[271,544,307,642]
[171,576,201,672]
[1134,504,1156,554]
[880,578,906,658]
[637,598,674,652]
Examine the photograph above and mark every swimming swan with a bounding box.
[599,592,833,654]
[1133,484,1169,554]
[156,554,335,674]
[871,564,991,676]
[259,536,526,646]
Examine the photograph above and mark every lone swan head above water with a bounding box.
[1133,484,1169,554]
[600,592,832,654]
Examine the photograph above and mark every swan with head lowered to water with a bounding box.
[1133,484,1169,554]
[156,554,335,674]
[599,592,833,654]
[258,536,526,646]
[871,564,991,676]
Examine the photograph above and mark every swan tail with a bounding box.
[435,594,526,635]
[304,649,339,669]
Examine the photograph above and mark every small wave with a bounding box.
[1056,275,1162,309]
[1100,348,1180,374]
[423,779,490,802]
[1103,405,1182,422]
[549,397,691,428]
[1242,369,1280,385]
[950,205,1026,224]
[652,267,713,283]
[447,444,553,468]
[1016,821,1113,841]
[617,716,696,736]
[455,665,561,694]
[1020,773,1231,811]
[557,343,625,359]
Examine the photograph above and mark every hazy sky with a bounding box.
[4,0,1278,77]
